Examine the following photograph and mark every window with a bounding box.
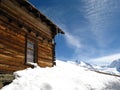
[26,39,37,63]
[26,40,34,63]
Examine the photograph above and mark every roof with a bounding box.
[15,0,64,34]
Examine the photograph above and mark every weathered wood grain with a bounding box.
[0,0,52,39]
[0,0,60,73]
[0,64,27,73]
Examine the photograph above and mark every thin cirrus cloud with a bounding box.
[89,53,120,66]
[81,0,120,65]
[64,30,82,49]
[83,0,120,47]
[40,6,83,50]
[36,0,120,64]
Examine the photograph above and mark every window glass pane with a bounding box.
[27,49,34,63]
[27,41,34,49]
[27,54,34,59]
[26,40,35,63]
[27,49,34,55]
[27,57,34,63]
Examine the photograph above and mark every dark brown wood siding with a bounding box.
[0,23,55,73]
[0,0,53,39]
[0,0,60,73]
[0,24,28,73]
[38,41,54,67]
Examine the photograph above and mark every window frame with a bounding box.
[25,34,38,64]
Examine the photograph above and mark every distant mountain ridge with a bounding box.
[91,59,120,75]
[68,59,120,75]
[109,59,120,72]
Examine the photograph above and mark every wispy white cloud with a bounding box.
[38,5,83,57]
[89,53,120,66]
[83,0,119,47]
[37,0,120,65]
[65,31,82,49]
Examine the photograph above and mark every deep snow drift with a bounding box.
[1,60,120,90]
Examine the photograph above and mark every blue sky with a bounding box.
[29,0,120,65]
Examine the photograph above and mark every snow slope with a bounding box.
[67,61,94,69]
[93,59,120,75]
[78,61,94,70]
[2,60,120,90]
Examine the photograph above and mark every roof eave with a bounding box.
[16,0,64,35]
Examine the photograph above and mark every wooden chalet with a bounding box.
[0,0,64,73]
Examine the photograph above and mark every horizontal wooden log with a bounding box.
[38,47,52,54]
[0,38,25,54]
[0,0,52,39]
[0,16,8,24]
[0,54,24,63]
[0,48,25,58]
[0,28,25,46]
[0,50,24,59]
[0,59,25,68]
[0,24,6,30]
[38,60,53,67]
[38,57,53,62]
[38,55,53,60]
[0,21,26,37]
[0,13,52,42]
[38,52,52,58]
[0,37,24,48]
[38,43,53,50]
[0,36,25,50]
[0,46,24,56]
[38,47,52,56]
[0,64,27,73]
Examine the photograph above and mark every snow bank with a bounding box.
[1,60,120,90]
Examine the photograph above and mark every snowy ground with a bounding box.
[1,60,120,90]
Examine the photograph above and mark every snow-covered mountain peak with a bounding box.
[109,59,120,68]
[109,59,120,72]
[92,59,120,75]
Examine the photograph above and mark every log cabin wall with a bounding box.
[0,24,27,73]
[0,0,64,73]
